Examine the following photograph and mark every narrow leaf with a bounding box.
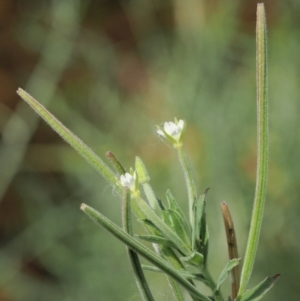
[158,246,185,276]
[135,196,191,256]
[81,203,211,301]
[136,235,176,248]
[166,190,191,238]
[238,4,269,297]
[138,219,164,236]
[240,274,280,301]
[198,198,209,263]
[135,156,150,184]
[142,183,161,212]
[142,265,206,282]
[17,88,118,190]
[181,251,204,267]
[142,265,163,273]
[215,259,241,291]
[193,190,208,250]
[166,209,191,247]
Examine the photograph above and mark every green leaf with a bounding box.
[142,265,163,273]
[192,190,208,250]
[136,235,176,248]
[215,258,241,291]
[138,219,163,236]
[142,183,161,213]
[238,4,269,297]
[17,89,119,189]
[166,190,191,236]
[181,251,204,267]
[135,156,150,184]
[134,196,191,256]
[158,246,185,274]
[240,274,280,301]
[142,265,206,282]
[81,203,211,301]
[201,224,209,265]
[163,208,191,248]
[198,197,209,263]
[166,191,189,223]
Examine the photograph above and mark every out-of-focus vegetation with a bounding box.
[0,0,299,300]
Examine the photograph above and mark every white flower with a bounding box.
[157,119,185,143]
[120,172,136,191]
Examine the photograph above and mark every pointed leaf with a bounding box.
[136,235,176,248]
[215,259,241,291]
[81,203,211,301]
[240,274,280,301]
[192,190,208,250]
[142,265,205,282]
[142,265,163,273]
[135,156,150,184]
[17,89,118,190]
[199,200,209,263]
[202,225,209,263]
[181,251,204,267]
[142,183,161,212]
[166,189,190,227]
[167,209,192,247]
[135,196,191,255]
[161,209,174,228]
[166,190,190,235]
[159,246,185,272]
[238,4,269,296]
[138,219,164,236]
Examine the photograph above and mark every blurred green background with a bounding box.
[0,0,299,300]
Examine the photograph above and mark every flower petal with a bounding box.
[157,129,165,137]
[157,119,185,145]
[120,172,136,190]
[177,119,184,130]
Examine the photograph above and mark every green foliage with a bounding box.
[4,1,299,301]
[16,5,278,300]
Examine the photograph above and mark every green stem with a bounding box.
[202,269,224,301]
[237,4,268,299]
[122,188,155,301]
[177,147,198,227]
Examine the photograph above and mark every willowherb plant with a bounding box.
[17,4,279,301]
